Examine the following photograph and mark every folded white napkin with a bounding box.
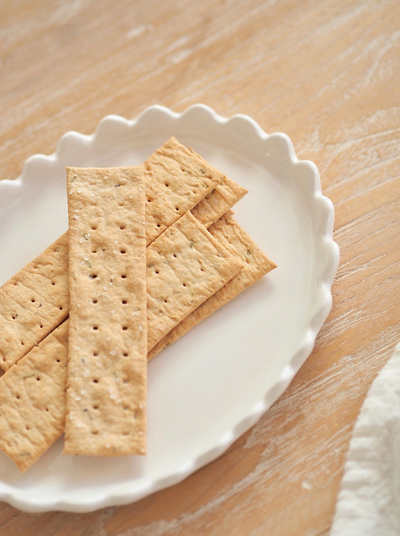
[331,342,400,536]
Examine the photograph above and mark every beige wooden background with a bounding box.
[0,0,399,534]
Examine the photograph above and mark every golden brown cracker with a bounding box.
[64,167,147,456]
[148,212,276,359]
[146,211,244,352]
[0,321,68,472]
[0,234,69,372]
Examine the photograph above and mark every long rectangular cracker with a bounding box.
[0,321,68,473]
[144,136,224,245]
[0,234,69,372]
[191,175,248,228]
[148,212,276,360]
[64,167,147,456]
[146,211,244,352]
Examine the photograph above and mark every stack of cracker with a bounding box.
[0,137,276,472]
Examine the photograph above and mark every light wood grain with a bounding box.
[0,0,399,534]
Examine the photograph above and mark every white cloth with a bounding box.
[331,342,400,536]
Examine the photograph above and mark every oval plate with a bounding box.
[0,105,339,512]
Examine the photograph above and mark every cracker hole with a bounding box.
[119,203,124,207]
[121,275,126,279]
[155,270,159,274]
[93,299,98,304]
[165,183,169,187]
[92,250,97,254]
[31,299,35,303]
[54,250,58,255]
[122,326,128,331]
[120,250,126,254]
[12,315,16,320]
[56,359,60,363]
[14,283,18,287]
[122,300,127,305]
[21,341,24,346]
[26,426,30,431]
[123,353,128,358]
[36,377,40,381]
[59,306,63,311]
[93,352,98,356]
[34,266,38,271]
[45,408,49,412]
[175,207,179,211]
[157,224,161,228]
[120,226,125,230]
[200,268,204,272]
[173,254,177,258]
[51,282,56,286]
[92,431,99,435]
[40,324,43,329]
[183,283,186,287]
[164,299,168,303]
[90,274,97,279]
[93,379,99,383]
[91,226,97,231]
[93,326,98,331]
[16,395,20,400]
[147,199,151,203]
[93,406,99,410]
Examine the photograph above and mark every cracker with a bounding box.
[144,137,224,245]
[0,234,69,372]
[146,211,244,352]
[148,212,276,359]
[191,175,248,228]
[0,321,68,473]
[64,167,147,456]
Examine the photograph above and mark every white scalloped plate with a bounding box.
[0,105,339,513]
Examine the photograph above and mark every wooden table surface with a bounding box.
[0,0,399,534]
